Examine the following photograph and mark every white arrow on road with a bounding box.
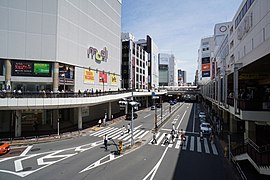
[79,153,123,173]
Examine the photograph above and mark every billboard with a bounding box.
[84,70,95,84]
[202,57,210,64]
[12,61,51,77]
[34,63,50,75]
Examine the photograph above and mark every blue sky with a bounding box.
[121,0,243,82]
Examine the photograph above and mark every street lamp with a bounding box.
[100,77,104,94]
[129,101,137,146]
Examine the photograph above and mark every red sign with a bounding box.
[202,63,210,71]
[99,72,108,83]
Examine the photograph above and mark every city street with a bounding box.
[0,103,238,180]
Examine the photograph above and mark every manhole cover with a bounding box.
[31,148,40,152]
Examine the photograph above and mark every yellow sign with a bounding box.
[84,70,95,83]
[111,74,117,85]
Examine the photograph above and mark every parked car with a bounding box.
[200,122,212,134]
[199,111,206,118]
[200,117,207,123]
[0,142,10,155]
[151,105,156,110]
[155,103,161,108]
[125,113,138,120]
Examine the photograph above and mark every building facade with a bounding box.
[121,33,148,90]
[178,69,186,85]
[199,0,270,174]
[136,36,159,90]
[0,0,122,136]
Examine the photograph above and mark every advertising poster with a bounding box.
[99,72,107,83]
[34,63,50,75]
[111,74,117,85]
[12,61,51,77]
[202,71,210,77]
[202,63,210,71]
[84,70,95,83]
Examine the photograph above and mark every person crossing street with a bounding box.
[103,134,108,150]
[151,131,157,144]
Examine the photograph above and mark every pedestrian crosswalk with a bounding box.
[89,126,149,142]
[148,132,219,155]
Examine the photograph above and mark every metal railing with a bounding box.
[232,138,270,166]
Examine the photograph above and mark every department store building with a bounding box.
[0,0,122,137]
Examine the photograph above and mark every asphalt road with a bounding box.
[0,102,239,180]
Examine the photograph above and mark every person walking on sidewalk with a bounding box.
[98,119,102,127]
[172,123,176,134]
[103,134,108,151]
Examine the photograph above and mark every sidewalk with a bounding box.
[5,115,126,146]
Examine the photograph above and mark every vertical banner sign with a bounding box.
[111,74,117,85]
[84,70,95,83]
[99,72,107,83]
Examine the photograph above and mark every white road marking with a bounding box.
[80,153,123,173]
[143,147,169,180]
[138,131,149,139]
[190,136,195,151]
[211,143,218,155]
[144,114,151,118]
[192,105,195,132]
[20,145,33,156]
[197,137,202,153]
[204,138,210,154]
[175,140,181,149]
[97,128,117,137]
[182,136,188,150]
[176,110,187,130]
[0,140,103,177]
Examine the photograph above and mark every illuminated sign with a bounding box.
[99,72,108,83]
[12,61,51,77]
[87,47,108,62]
[202,64,210,71]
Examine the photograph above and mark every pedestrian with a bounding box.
[151,132,157,144]
[103,117,106,126]
[127,123,130,133]
[200,131,203,141]
[122,125,125,135]
[171,131,175,143]
[103,134,108,150]
[163,134,169,145]
[172,123,176,134]
[180,131,186,146]
[98,119,102,127]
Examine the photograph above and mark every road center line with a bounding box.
[143,147,169,180]
[176,110,187,130]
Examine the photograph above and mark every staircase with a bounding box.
[232,139,270,175]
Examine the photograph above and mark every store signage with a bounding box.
[12,61,51,77]
[202,63,210,71]
[84,70,95,83]
[202,71,210,77]
[87,47,108,62]
[99,72,108,83]
[111,74,117,85]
